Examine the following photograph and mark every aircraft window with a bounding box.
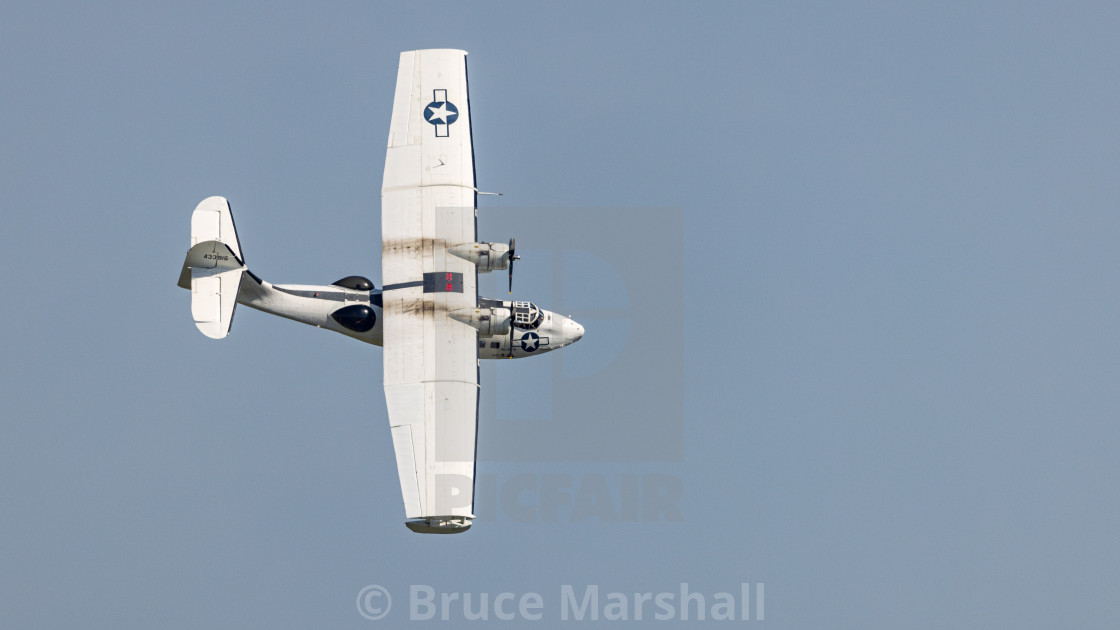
[490,341,500,349]
[331,275,374,291]
[479,341,486,348]
[512,301,541,329]
[330,304,376,333]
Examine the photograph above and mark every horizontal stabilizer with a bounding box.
[191,268,243,339]
[191,196,243,259]
[182,240,245,339]
[180,196,248,340]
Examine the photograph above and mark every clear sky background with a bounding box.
[3,1,1119,627]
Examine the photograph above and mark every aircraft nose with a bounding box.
[568,319,585,343]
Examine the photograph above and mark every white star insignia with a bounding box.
[427,103,453,123]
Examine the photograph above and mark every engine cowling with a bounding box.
[448,242,511,272]
[449,307,512,336]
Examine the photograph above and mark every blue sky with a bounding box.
[3,2,1119,627]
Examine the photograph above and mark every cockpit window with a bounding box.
[512,301,542,329]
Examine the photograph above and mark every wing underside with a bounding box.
[381,49,479,532]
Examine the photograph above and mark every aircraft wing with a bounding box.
[381,49,479,533]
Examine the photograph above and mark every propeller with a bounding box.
[507,237,520,294]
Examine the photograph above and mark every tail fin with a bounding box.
[178,197,246,339]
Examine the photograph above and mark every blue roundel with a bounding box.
[520,332,540,352]
[423,100,459,126]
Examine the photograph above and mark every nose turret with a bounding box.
[494,302,584,358]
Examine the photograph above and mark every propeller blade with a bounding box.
[508,237,517,293]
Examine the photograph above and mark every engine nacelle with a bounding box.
[448,242,511,272]
[449,307,512,336]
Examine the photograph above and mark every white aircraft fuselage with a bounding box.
[228,272,583,359]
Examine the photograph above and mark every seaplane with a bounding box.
[178,49,584,533]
